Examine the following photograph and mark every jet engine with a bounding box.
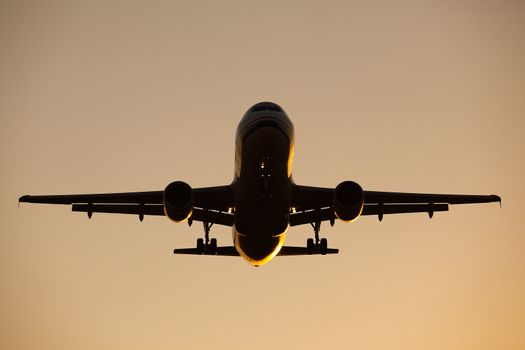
[163,181,193,222]
[334,181,364,222]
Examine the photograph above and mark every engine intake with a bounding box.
[334,181,364,222]
[163,181,193,222]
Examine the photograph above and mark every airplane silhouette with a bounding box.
[19,102,501,266]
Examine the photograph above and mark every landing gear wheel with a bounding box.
[319,238,328,255]
[306,238,315,255]
[209,238,217,255]
[196,238,204,254]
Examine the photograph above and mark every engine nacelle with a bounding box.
[163,181,193,222]
[334,181,364,222]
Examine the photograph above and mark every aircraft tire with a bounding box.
[320,238,328,255]
[306,238,315,254]
[196,238,204,254]
[209,238,217,255]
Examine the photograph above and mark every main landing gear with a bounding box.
[306,215,328,255]
[196,220,217,255]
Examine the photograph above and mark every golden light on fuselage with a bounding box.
[287,141,295,178]
[233,231,287,267]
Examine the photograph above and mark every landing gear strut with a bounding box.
[306,210,328,255]
[195,216,217,255]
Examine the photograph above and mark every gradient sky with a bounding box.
[1,1,524,349]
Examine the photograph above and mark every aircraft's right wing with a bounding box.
[289,185,501,226]
[364,191,501,205]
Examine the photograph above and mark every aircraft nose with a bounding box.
[234,233,285,266]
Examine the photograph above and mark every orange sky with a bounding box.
[1,1,524,349]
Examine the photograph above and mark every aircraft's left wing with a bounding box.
[19,186,234,226]
[290,185,501,226]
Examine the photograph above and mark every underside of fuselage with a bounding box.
[231,102,295,266]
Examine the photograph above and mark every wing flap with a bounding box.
[363,203,449,215]
[71,204,234,226]
[289,208,333,226]
[72,204,165,216]
[289,203,449,226]
[291,185,333,211]
[191,208,234,227]
[193,186,234,212]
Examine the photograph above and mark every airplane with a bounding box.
[19,102,501,266]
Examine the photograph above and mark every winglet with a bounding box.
[493,195,502,208]
[18,195,31,208]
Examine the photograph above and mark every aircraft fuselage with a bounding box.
[231,102,295,266]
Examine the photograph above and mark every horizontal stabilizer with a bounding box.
[278,246,339,256]
[173,246,239,256]
[172,246,339,256]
